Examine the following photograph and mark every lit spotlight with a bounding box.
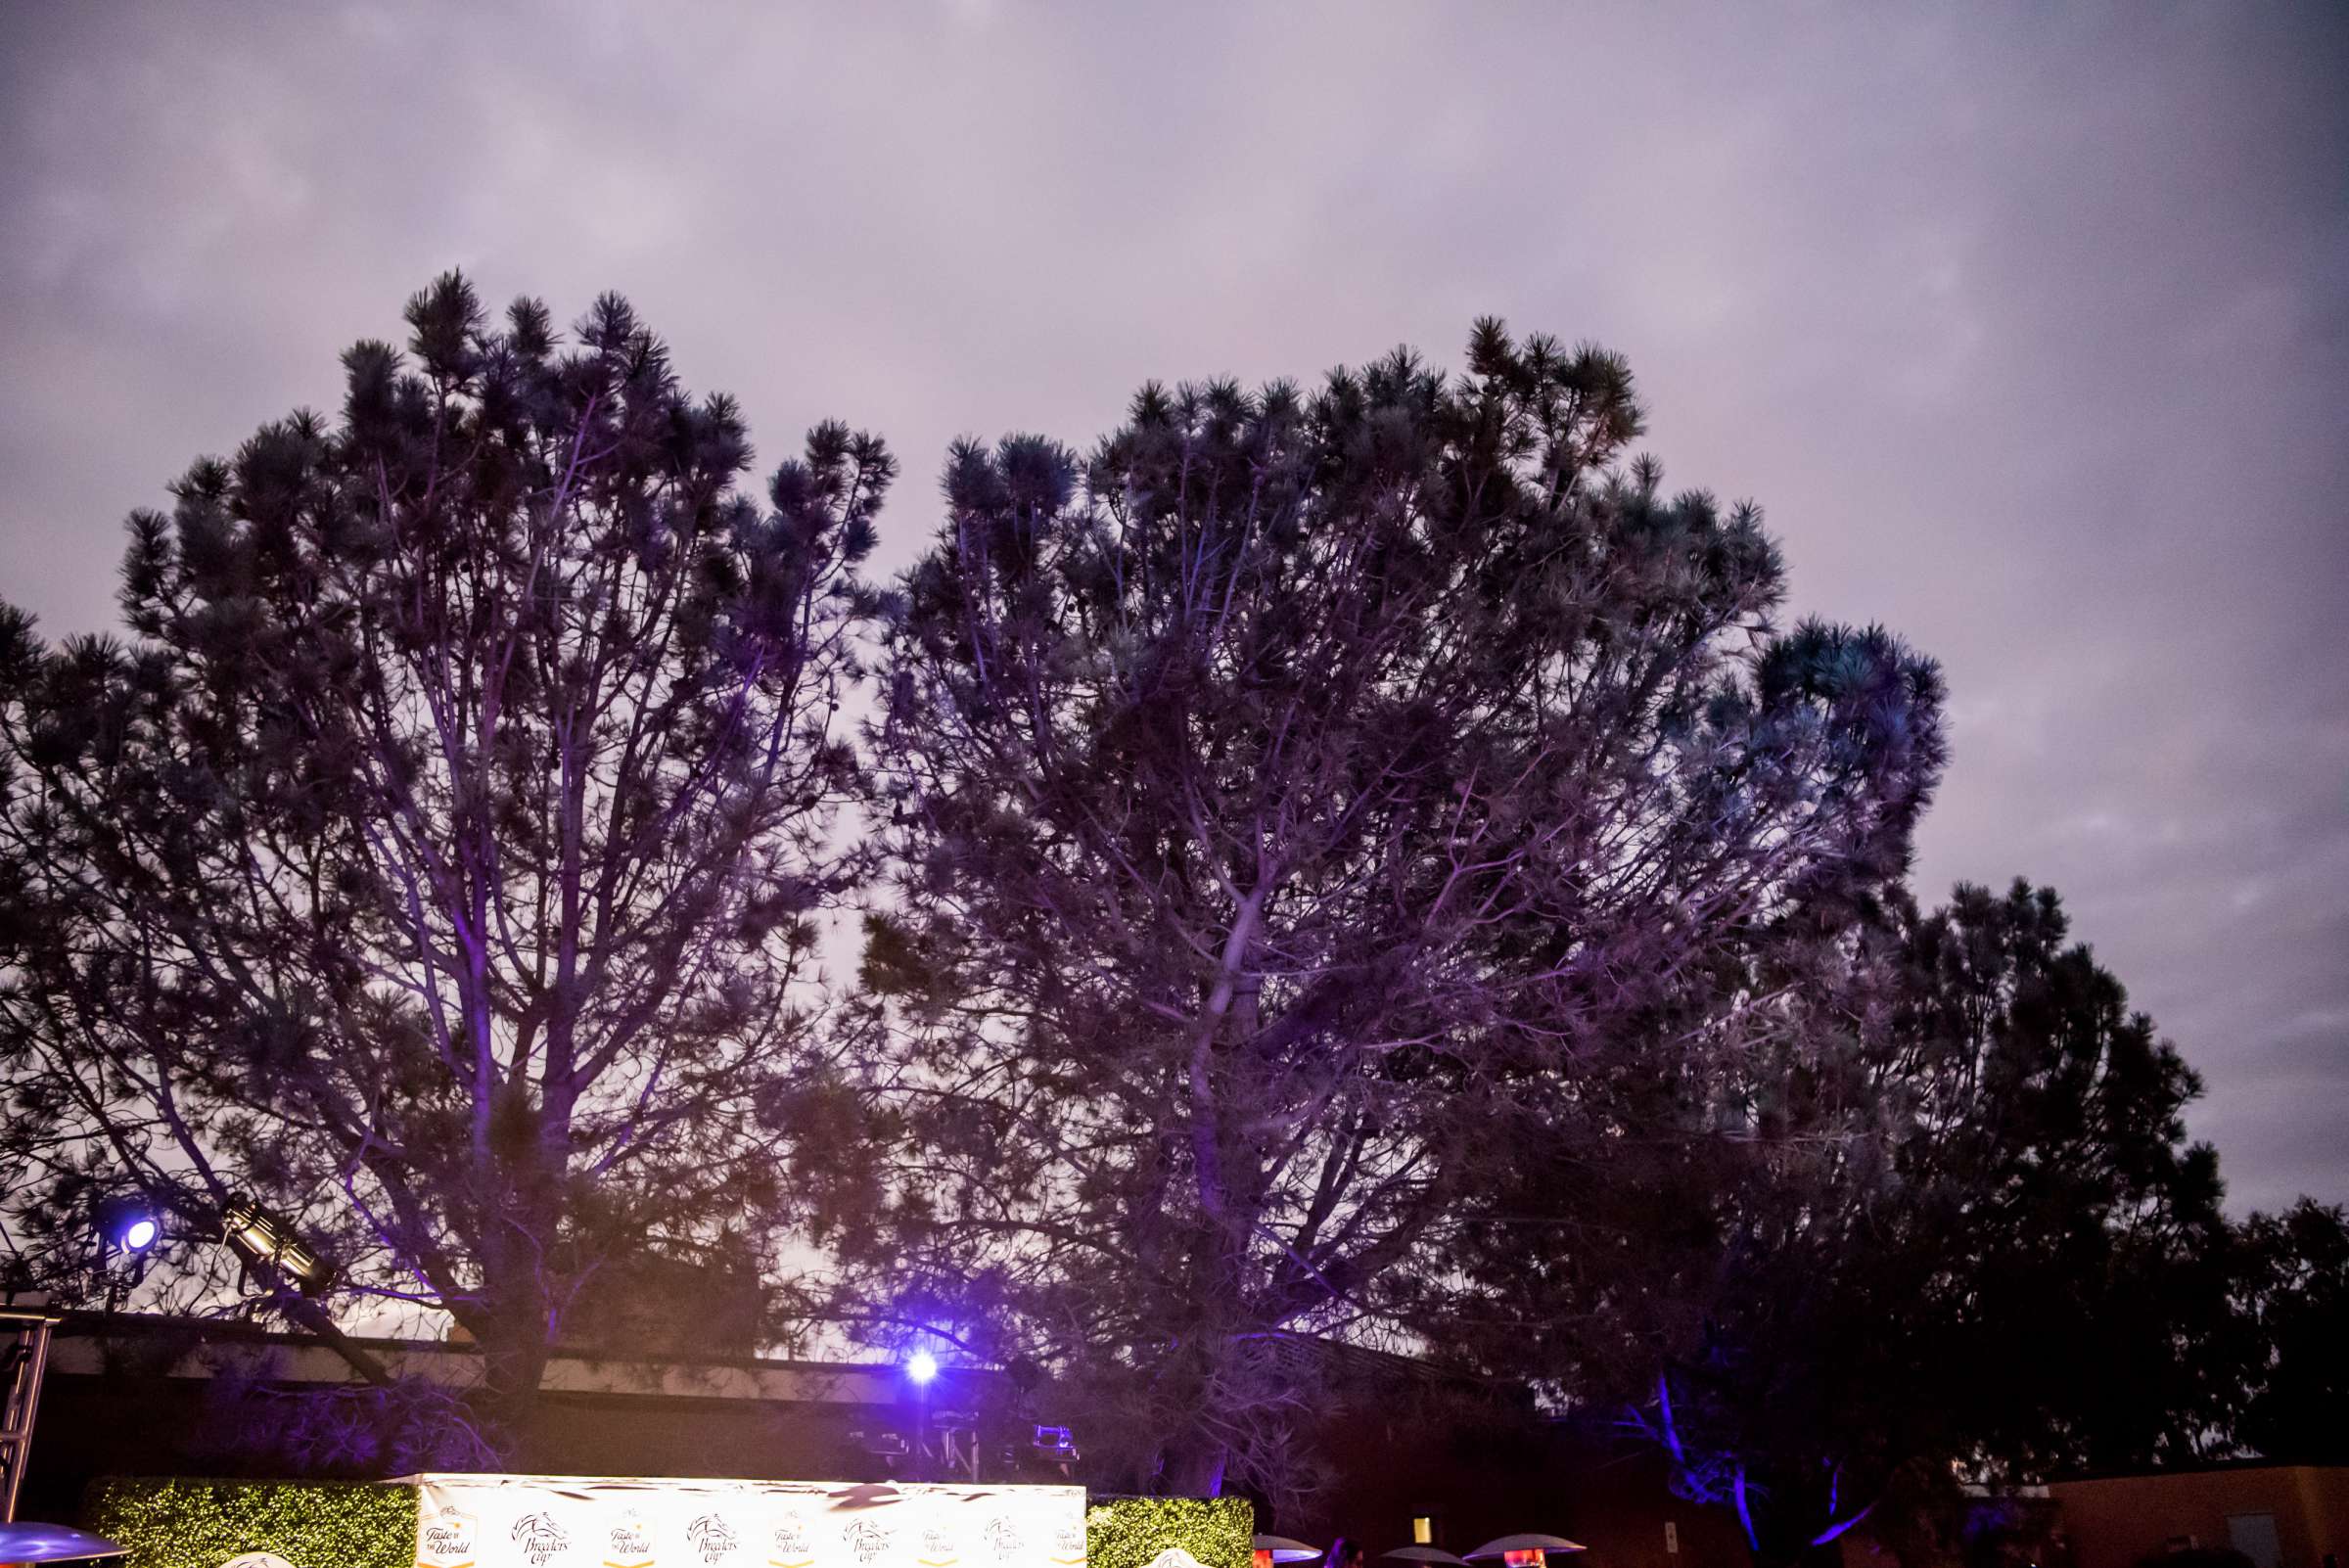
[905,1348,940,1385]
[94,1195,161,1256]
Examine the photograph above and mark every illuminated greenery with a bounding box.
[1085,1497,1255,1568]
[83,1477,417,1568]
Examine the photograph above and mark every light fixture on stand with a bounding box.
[219,1197,334,1296]
[90,1196,161,1284]
[851,1427,910,1458]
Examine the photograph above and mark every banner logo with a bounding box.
[513,1512,573,1568]
[919,1527,959,1568]
[605,1510,656,1568]
[418,1504,479,1568]
[769,1512,813,1568]
[982,1518,1023,1560]
[686,1514,741,1566]
[843,1521,894,1566]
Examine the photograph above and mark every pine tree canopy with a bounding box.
[0,273,893,1454]
[858,321,1945,1499]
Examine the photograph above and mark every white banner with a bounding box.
[401,1476,1089,1568]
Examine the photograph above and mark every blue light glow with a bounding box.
[905,1348,940,1384]
[120,1216,158,1250]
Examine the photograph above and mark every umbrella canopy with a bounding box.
[1465,1538,1587,1560]
[1383,1549,1471,1566]
[1254,1539,1326,1564]
[0,1522,127,1564]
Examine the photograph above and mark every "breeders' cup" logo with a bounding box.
[512,1513,573,1568]
[416,1505,478,1568]
[768,1512,813,1568]
[686,1514,741,1566]
[605,1511,656,1568]
[982,1519,1022,1561]
[843,1521,893,1566]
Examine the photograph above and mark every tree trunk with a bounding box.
[1160,1426,1230,1499]
[470,1215,557,1469]
[473,1314,552,1470]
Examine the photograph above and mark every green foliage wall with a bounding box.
[82,1477,417,1568]
[1085,1497,1256,1568]
[83,1478,1248,1568]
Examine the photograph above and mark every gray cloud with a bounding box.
[4,0,2342,1210]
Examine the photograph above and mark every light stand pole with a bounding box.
[0,1297,62,1524]
[904,1349,939,1482]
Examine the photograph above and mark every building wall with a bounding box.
[1296,1407,1752,1568]
[20,1369,941,1525]
[2047,1467,2349,1568]
[17,1314,989,1526]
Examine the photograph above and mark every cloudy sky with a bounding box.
[3,3,2343,1211]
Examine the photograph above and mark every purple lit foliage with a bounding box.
[860,319,1944,1504]
[0,272,893,1458]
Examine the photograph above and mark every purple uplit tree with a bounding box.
[0,274,891,1459]
[1450,878,2255,1565]
[857,321,1945,1504]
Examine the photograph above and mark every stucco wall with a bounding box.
[2047,1467,2349,1568]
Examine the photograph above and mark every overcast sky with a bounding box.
[3,2,2342,1212]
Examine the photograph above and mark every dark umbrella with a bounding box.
[1465,1538,1587,1565]
[1382,1549,1471,1566]
[1254,1539,1326,1565]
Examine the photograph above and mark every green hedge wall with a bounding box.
[1085,1496,1256,1568]
[82,1477,418,1568]
[81,1476,1246,1568]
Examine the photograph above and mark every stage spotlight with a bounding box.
[93,1196,161,1257]
[220,1196,335,1295]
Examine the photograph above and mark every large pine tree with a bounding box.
[860,322,1946,1499]
[0,274,892,1456]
